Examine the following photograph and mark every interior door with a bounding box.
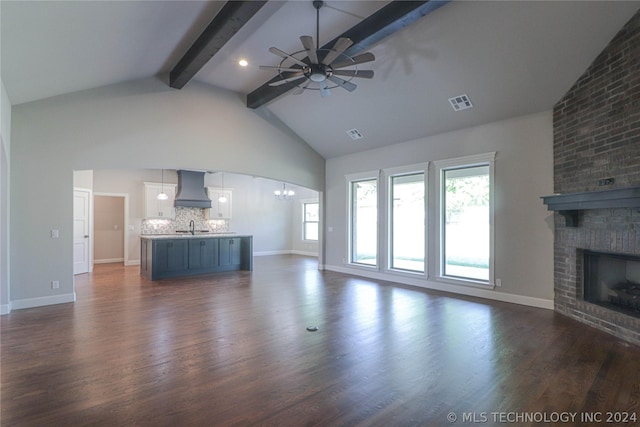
[73,189,91,275]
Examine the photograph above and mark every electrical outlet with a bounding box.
[495,278,502,287]
[51,229,59,238]
[51,280,59,289]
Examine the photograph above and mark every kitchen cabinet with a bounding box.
[140,235,252,281]
[154,239,189,274]
[144,182,177,219]
[219,237,241,267]
[188,238,219,270]
[205,187,232,219]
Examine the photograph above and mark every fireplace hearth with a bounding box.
[583,250,640,319]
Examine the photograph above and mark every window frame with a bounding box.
[434,152,496,288]
[383,163,428,276]
[346,171,380,269]
[302,200,319,241]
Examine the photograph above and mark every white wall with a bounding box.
[1,78,11,313]
[10,78,325,308]
[324,111,555,307]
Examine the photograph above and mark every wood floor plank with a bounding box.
[2,255,639,426]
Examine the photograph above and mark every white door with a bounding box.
[74,189,90,275]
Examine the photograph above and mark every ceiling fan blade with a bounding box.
[332,69,374,79]
[331,52,375,70]
[319,80,331,98]
[300,36,319,64]
[328,76,357,92]
[269,47,307,67]
[268,73,306,87]
[322,37,353,66]
[259,65,303,72]
[292,81,310,95]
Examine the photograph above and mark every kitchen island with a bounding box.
[140,234,253,281]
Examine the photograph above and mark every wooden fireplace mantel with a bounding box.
[541,186,640,227]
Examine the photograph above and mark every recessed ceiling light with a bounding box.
[238,59,248,67]
[448,94,473,111]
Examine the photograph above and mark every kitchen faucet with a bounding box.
[189,220,195,235]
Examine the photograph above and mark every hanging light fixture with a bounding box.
[157,169,169,200]
[274,182,295,200]
[218,172,227,203]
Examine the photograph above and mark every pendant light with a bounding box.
[218,172,227,203]
[274,182,295,200]
[157,169,169,200]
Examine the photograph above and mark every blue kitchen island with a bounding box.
[140,234,253,281]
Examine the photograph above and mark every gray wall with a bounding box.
[1,79,10,314]
[10,78,324,308]
[325,111,555,307]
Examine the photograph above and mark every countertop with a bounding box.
[140,233,251,240]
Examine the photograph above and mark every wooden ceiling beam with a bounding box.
[246,0,449,109]
[170,1,268,89]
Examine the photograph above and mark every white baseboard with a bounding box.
[11,293,76,310]
[125,260,140,266]
[324,264,553,310]
[94,258,124,264]
[254,250,318,257]
[290,250,318,257]
[253,250,291,257]
[0,303,11,315]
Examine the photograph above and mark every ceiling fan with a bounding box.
[259,0,375,98]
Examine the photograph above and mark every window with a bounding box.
[303,202,319,241]
[435,153,495,284]
[389,172,425,272]
[349,176,378,266]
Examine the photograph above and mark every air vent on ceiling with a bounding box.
[448,94,473,111]
[346,128,364,140]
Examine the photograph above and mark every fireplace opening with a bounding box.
[583,250,640,318]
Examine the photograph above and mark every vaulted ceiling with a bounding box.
[2,1,638,158]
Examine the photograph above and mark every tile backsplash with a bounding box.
[141,207,228,235]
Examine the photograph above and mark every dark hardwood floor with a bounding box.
[2,255,639,426]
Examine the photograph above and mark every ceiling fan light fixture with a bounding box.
[260,0,375,98]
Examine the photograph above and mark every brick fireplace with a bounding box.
[551,9,640,345]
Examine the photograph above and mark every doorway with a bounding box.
[93,194,127,265]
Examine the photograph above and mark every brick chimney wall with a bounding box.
[552,10,640,345]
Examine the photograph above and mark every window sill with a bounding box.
[386,268,426,279]
[433,275,495,290]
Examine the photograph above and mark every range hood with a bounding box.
[174,170,212,208]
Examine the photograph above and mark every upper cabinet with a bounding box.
[206,187,232,219]
[144,182,177,219]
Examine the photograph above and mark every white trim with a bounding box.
[254,250,291,256]
[291,250,318,257]
[94,192,131,266]
[325,264,553,310]
[382,162,429,276]
[345,170,380,269]
[0,303,11,315]
[11,293,76,310]
[433,152,496,285]
[125,260,140,266]
[254,250,319,257]
[94,258,125,264]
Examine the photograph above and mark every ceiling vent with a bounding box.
[346,128,364,140]
[448,94,473,111]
